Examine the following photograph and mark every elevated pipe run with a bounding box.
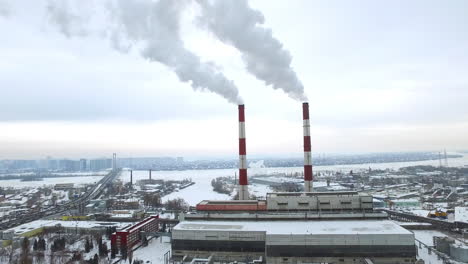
[303,102,313,192]
[238,104,249,200]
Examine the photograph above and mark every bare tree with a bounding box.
[164,198,189,211]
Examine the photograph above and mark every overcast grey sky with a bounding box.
[1,0,467,159]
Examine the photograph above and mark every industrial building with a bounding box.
[176,191,415,263]
[175,191,418,263]
[111,215,159,250]
[196,191,374,212]
[172,220,416,264]
[171,103,419,263]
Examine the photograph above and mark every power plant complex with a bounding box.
[170,103,419,264]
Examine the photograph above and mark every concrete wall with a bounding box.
[433,236,453,255]
[266,193,373,211]
[266,256,417,264]
[449,244,468,263]
[266,233,415,247]
[172,229,266,242]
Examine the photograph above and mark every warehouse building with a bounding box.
[173,191,419,263]
[172,220,416,264]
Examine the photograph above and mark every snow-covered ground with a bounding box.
[417,242,448,264]
[413,230,448,246]
[123,236,171,264]
[162,179,230,206]
[413,230,466,264]
[248,184,273,198]
[0,232,114,264]
[115,153,468,206]
[6,220,132,236]
[119,170,349,206]
[412,209,431,217]
[120,169,234,205]
[0,175,104,188]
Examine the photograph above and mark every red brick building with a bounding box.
[111,215,159,249]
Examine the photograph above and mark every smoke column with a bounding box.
[197,0,307,101]
[0,0,11,17]
[46,1,91,38]
[45,0,243,104]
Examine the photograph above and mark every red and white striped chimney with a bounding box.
[303,102,313,192]
[238,104,249,200]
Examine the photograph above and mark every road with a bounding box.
[0,169,121,230]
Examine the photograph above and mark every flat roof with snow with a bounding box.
[174,220,412,235]
[198,200,265,205]
[267,191,359,197]
[6,220,132,235]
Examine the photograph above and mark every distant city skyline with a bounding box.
[0,150,463,162]
[2,152,457,173]
[1,0,468,159]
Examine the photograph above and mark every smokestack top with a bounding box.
[238,104,245,122]
[302,102,309,120]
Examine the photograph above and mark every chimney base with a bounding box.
[304,180,312,192]
[238,185,249,200]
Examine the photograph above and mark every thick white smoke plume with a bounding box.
[197,0,307,101]
[46,1,89,38]
[0,0,11,17]
[46,0,243,104]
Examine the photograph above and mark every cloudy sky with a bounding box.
[1,0,467,160]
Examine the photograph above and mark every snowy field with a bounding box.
[0,175,104,188]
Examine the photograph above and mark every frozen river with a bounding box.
[119,153,468,206]
[1,153,466,203]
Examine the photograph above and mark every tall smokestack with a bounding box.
[130,170,133,186]
[238,104,249,200]
[303,102,313,192]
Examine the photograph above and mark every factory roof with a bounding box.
[6,220,131,236]
[174,220,412,235]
